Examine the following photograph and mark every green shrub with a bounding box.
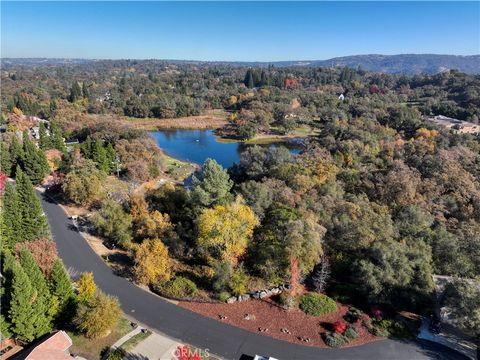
[344,325,359,340]
[322,331,347,348]
[345,307,363,323]
[299,293,337,316]
[218,291,231,302]
[153,276,198,299]
[277,293,289,306]
[229,266,249,296]
[363,319,390,337]
[106,348,126,360]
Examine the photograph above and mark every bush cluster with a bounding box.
[153,276,198,299]
[344,325,359,340]
[322,331,347,348]
[299,293,337,316]
[344,306,363,323]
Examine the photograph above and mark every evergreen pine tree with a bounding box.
[19,249,52,335]
[38,122,51,150]
[0,251,16,319]
[9,136,24,176]
[8,261,38,341]
[49,259,75,322]
[50,122,66,152]
[82,135,93,159]
[15,168,50,241]
[1,141,12,176]
[21,132,49,183]
[82,82,90,99]
[92,138,109,173]
[244,69,254,89]
[0,183,22,249]
[260,71,268,87]
[69,82,83,102]
[105,143,117,174]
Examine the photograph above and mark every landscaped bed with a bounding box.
[179,298,381,348]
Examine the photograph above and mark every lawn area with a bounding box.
[67,318,133,360]
[120,330,152,351]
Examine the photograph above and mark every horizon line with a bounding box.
[2,53,479,63]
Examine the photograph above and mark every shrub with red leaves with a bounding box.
[333,320,347,334]
[15,238,58,277]
[372,308,384,320]
[0,171,7,194]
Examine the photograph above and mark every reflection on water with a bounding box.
[150,129,303,170]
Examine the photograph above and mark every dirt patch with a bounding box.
[179,298,381,348]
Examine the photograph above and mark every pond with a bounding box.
[150,129,303,169]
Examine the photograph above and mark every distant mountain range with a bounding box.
[2,54,479,75]
[294,54,480,75]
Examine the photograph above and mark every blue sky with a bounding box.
[1,1,479,61]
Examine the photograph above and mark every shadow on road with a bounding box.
[414,339,471,360]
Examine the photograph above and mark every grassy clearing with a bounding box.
[119,329,152,351]
[123,110,228,130]
[67,318,133,360]
[164,154,199,182]
[217,126,319,145]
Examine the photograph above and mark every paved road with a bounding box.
[40,193,469,360]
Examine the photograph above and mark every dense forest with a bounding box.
[1,61,479,347]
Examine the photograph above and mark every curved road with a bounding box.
[40,193,468,360]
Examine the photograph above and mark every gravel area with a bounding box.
[179,298,381,348]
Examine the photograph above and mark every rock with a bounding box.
[240,294,251,301]
[252,292,261,299]
[271,287,281,295]
[226,296,237,304]
[259,291,268,299]
[244,313,256,321]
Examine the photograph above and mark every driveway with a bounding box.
[39,192,470,360]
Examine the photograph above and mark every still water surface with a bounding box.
[150,129,303,169]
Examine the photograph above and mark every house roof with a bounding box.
[12,331,72,360]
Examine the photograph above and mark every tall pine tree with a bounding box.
[9,136,24,176]
[82,135,93,159]
[50,122,66,152]
[49,259,75,323]
[8,261,39,341]
[0,183,22,249]
[244,69,254,89]
[1,141,12,176]
[38,122,51,150]
[21,132,49,183]
[19,250,52,335]
[15,168,50,241]
[92,138,110,173]
[69,82,83,103]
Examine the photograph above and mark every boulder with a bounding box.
[226,296,237,304]
[239,294,251,302]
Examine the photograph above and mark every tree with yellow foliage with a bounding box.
[197,197,259,267]
[134,210,173,241]
[133,239,171,285]
[77,272,97,303]
[73,291,121,339]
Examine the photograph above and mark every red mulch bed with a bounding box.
[179,298,382,348]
